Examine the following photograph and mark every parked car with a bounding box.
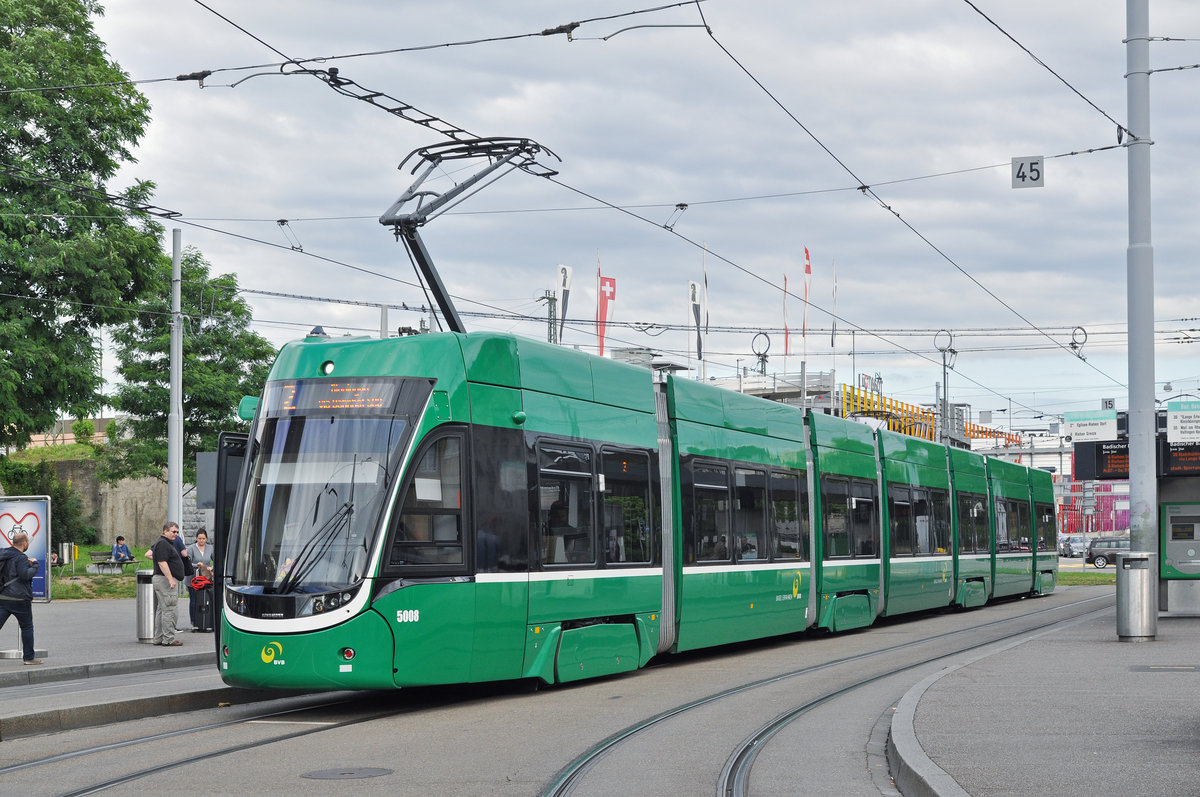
[1058,535,1087,558]
[1086,537,1131,568]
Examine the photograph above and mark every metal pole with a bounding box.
[1123,0,1157,638]
[379,304,388,339]
[168,229,183,528]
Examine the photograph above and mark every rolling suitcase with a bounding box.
[190,576,215,632]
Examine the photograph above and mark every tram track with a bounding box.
[540,593,1112,797]
[0,688,467,796]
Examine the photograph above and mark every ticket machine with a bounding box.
[1161,503,1200,579]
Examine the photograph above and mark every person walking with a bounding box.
[152,521,185,647]
[0,531,42,665]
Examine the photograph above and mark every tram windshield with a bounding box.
[228,377,431,594]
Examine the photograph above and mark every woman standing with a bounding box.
[186,529,215,631]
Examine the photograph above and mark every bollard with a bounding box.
[1116,552,1157,641]
[136,569,157,643]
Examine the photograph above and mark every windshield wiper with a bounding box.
[273,500,353,594]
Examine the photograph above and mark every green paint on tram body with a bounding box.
[218,330,1057,692]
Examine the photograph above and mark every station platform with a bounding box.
[0,597,262,741]
[891,588,1200,796]
[2,589,1196,797]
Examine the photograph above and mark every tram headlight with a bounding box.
[339,647,356,661]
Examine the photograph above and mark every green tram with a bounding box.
[218,330,1057,690]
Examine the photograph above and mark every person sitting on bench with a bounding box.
[111,536,135,563]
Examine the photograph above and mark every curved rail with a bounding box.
[541,595,1111,796]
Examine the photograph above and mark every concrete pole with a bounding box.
[1124,0,1157,637]
[168,229,183,529]
[379,304,388,339]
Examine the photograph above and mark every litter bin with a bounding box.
[1116,552,1156,641]
[136,569,157,643]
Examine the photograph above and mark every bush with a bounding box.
[72,419,96,447]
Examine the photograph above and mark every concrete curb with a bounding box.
[0,684,295,741]
[0,652,215,689]
[888,665,970,797]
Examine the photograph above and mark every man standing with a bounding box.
[0,531,42,665]
[152,521,185,646]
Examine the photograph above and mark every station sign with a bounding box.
[1167,400,1200,444]
[1064,410,1118,443]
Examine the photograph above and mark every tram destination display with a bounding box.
[263,377,407,416]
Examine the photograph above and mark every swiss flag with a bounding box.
[596,272,616,356]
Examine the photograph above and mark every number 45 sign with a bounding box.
[1012,156,1044,189]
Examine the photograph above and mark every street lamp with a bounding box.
[934,330,957,444]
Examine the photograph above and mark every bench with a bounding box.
[86,550,138,575]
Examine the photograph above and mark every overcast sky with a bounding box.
[90,1,1200,433]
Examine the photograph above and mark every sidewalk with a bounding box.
[0,598,211,687]
[0,598,290,741]
[891,586,1200,797]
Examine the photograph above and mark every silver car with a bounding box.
[1058,535,1087,558]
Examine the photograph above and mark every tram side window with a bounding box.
[601,450,654,565]
[1035,502,1055,552]
[822,477,851,558]
[928,488,950,555]
[770,471,808,561]
[956,492,987,554]
[734,468,767,561]
[889,485,914,557]
[850,480,878,557]
[472,425,528,573]
[995,499,1013,551]
[389,434,464,568]
[693,464,731,562]
[537,444,594,566]
[1015,500,1032,551]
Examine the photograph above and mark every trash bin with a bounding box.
[1116,552,1156,641]
[136,569,157,643]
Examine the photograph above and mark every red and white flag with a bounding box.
[802,246,811,339]
[596,266,616,356]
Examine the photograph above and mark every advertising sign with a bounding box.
[0,495,52,601]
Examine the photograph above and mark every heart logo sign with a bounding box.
[0,512,41,546]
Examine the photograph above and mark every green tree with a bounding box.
[102,247,275,484]
[0,459,98,544]
[0,0,161,448]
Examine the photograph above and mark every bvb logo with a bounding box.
[792,574,801,599]
[261,641,283,664]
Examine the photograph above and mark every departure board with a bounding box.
[1162,441,1200,476]
[1095,441,1130,480]
[264,378,402,415]
[1073,440,1128,480]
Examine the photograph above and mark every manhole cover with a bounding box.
[301,768,393,780]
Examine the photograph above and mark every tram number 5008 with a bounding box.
[396,609,421,623]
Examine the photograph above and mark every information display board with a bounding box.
[1065,410,1118,443]
[1167,400,1200,444]
[1161,440,1200,476]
